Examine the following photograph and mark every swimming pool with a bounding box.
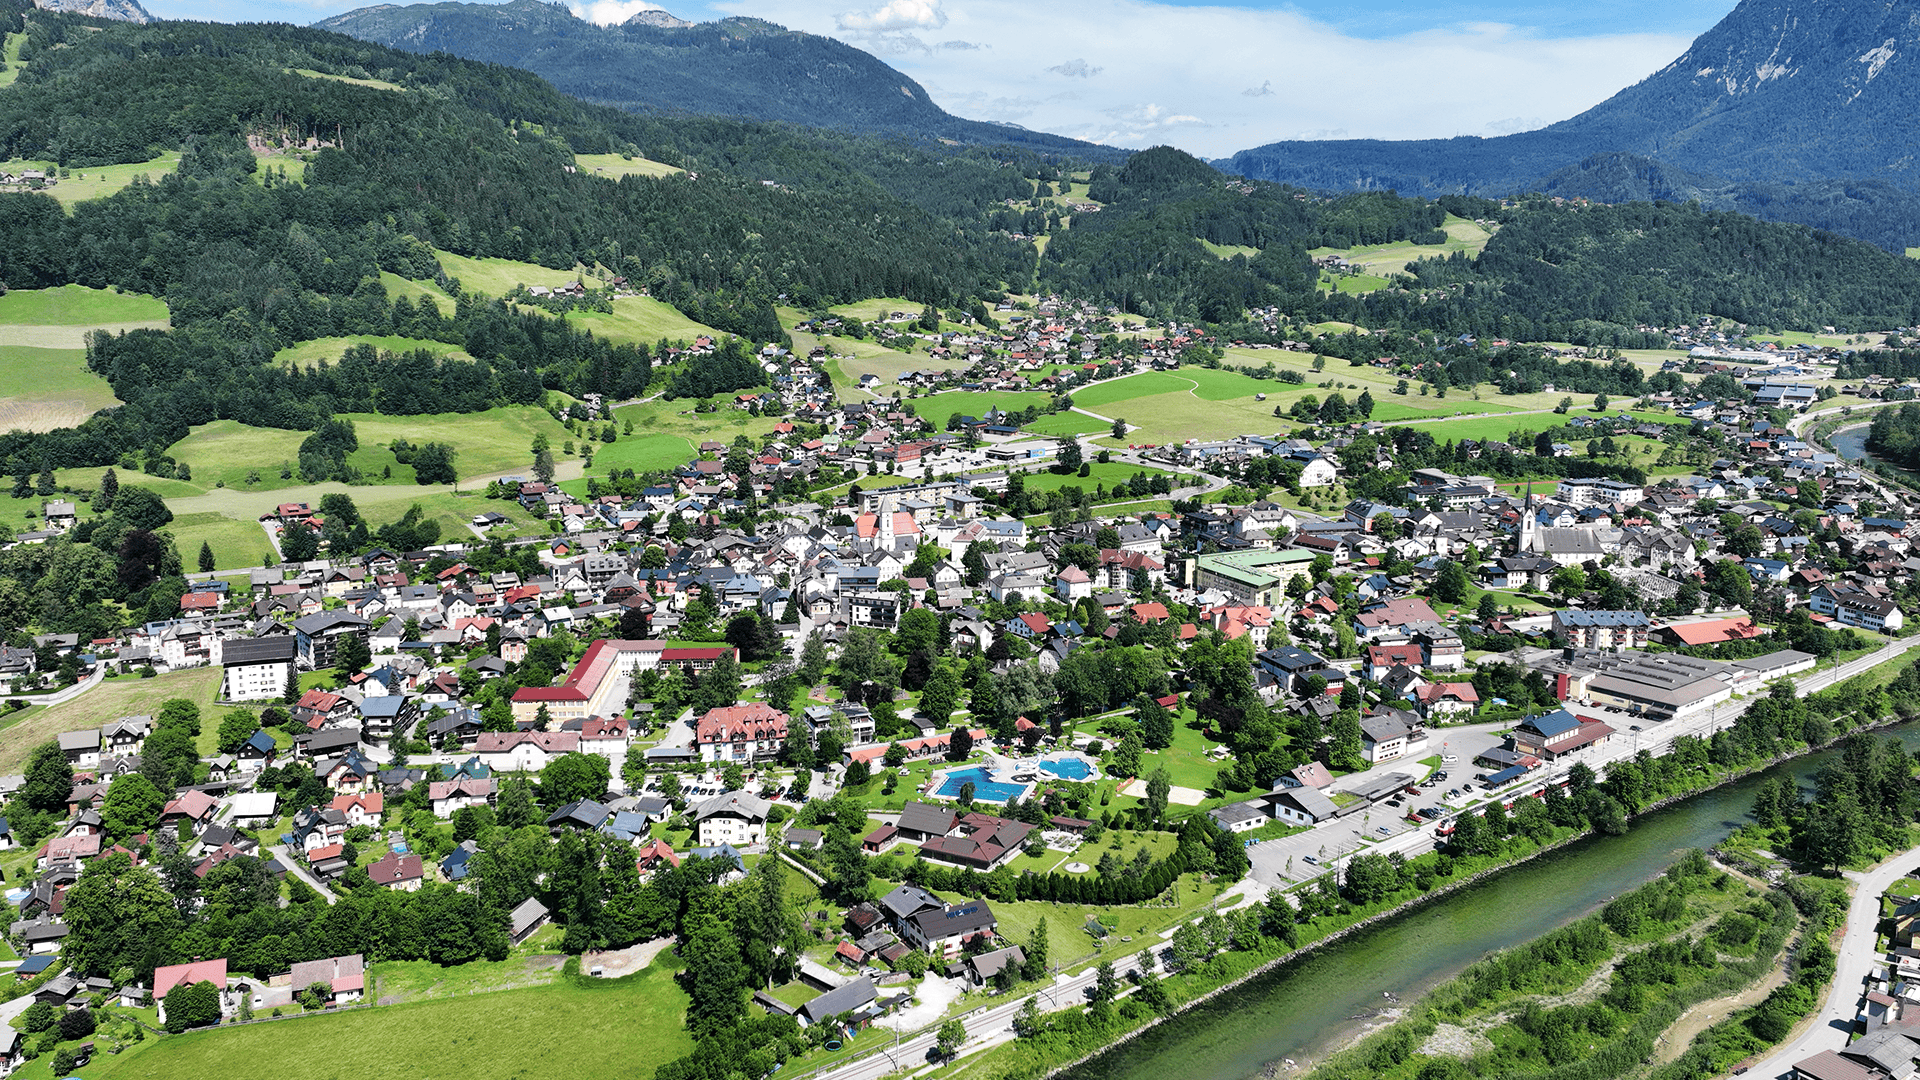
[1039,757,1093,780]
[933,765,1029,803]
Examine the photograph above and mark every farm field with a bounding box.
[273,335,470,369]
[165,510,280,574]
[587,431,701,475]
[431,250,583,298]
[82,959,694,1080]
[612,396,785,451]
[0,667,221,772]
[0,152,183,209]
[0,344,120,432]
[565,295,719,349]
[339,407,577,480]
[574,151,683,179]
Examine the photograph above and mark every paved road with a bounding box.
[1744,847,1920,1079]
[268,844,339,905]
[0,663,105,709]
[1269,638,1920,891]
[806,950,1163,1080]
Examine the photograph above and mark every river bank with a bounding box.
[1007,716,1919,1080]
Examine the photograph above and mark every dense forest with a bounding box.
[4,5,1920,478]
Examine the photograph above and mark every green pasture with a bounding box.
[0,667,221,772]
[0,344,120,432]
[432,249,583,298]
[565,295,719,348]
[273,335,470,369]
[0,152,183,209]
[289,67,405,92]
[1201,240,1260,259]
[574,152,684,179]
[0,284,168,326]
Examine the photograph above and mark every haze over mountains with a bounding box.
[1224,0,1920,249]
[316,0,1117,157]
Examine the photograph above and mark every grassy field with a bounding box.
[565,295,719,348]
[167,511,279,573]
[0,31,22,86]
[1309,214,1497,277]
[1200,240,1259,259]
[0,667,221,771]
[378,272,456,311]
[0,284,168,329]
[85,958,693,1080]
[289,67,404,92]
[1024,412,1113,437]
[0,344,120,431]
[431,250,583,299]
[914,390,1054,425]
[0,152,184,209]
[273,335,471,369]
[574,151,684,179]
[588,431,699,475]
[1014,461,1176,494]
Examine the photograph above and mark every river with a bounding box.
[1830,424,1871,462]
[1061,726,1920,1080]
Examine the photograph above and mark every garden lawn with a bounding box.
[85,959,693,1080]
[274,336,471,369]
[0,344,120,432]
[982,874,1229,970]
[0,667,221,772]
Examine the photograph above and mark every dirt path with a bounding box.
[1651,963,1789,1065]
[582,936,674,978]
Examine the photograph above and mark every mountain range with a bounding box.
[1223,0,1920,250]
[316,0,1116,158]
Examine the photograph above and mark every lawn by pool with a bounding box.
[931,765,1030,803]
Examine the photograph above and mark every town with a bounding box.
[0,316,1914,1080]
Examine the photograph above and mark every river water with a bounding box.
[1062,725,1920,1080]
[1830,424,1871,462]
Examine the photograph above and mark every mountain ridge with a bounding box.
[1223,0,1920,249]
[315,0,1123,158]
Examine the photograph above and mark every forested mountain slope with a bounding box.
[317,0,1115,157]
[1223,0,1920,250]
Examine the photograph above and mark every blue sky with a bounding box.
[148,0,1735,156]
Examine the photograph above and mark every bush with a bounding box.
[20,1001,55,1033]
[58,1007,95,1040]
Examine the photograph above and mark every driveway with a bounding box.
[268,844,338,904]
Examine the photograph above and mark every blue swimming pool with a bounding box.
[934,766,1028,803]
[1039,757,1093,780]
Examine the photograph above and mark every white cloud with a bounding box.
[568,0,666,25]
[709,0,1694,157]
[1047,58,1102,78]
[836,0,946,31]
